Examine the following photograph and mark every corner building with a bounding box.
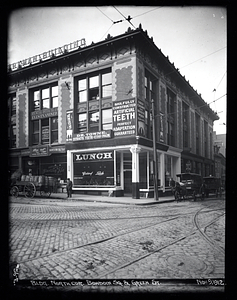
[8,25,218,199]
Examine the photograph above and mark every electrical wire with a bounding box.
[112,6,136,28]
[96,6,114,23]
[132,6,164,18]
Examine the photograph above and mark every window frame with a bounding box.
[30,84,58,146]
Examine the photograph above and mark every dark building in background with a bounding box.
[8,25,219,199]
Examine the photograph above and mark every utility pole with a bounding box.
[152,99,159,200]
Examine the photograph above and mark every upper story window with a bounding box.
[76,69,112,134]
[195,113,200,155]
[183,102,189,148]
[77,69,112,103]
[8,94,16,148]
[167,89,176,147]
[144,71,157,139]
[33,85,58,111]
[30,84,58,146]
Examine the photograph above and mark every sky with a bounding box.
[7,6,227,134]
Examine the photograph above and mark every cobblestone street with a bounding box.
[8,196,225,296]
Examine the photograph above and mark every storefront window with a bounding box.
[73,152,114,186]
[165,155,172,187]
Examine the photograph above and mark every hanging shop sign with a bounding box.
[160,112,164,142]
[31,107,58,120]
[74,151,113,162]
[66,110,73,142]
[113,99,136,136]
[49,146,66,153]
[8,38,86,71]
[137,99,146,137]
[30,145,49,157]
[73,130,112,141]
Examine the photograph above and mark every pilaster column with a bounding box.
[130,145,141,199]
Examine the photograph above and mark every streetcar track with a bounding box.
[10,216,180,265]
[194,205,225,254]
[10,202,225,279]
[97,204,225,277]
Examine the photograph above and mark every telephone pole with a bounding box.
[152,99,159,200]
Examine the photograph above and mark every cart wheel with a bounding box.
[24,182,36,198]
[10,186,19,197]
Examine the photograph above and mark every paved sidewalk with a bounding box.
[48,192,175,205]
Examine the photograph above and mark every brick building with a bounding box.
[8,25,219,199]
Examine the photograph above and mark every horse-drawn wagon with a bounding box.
[203,176,222,198]
[10,175,57,198]
[171,173,204,201]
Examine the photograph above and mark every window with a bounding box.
[144,71,157,139]
[8,94,16,148]
[78,78,87,103]
[41,119,49,144]
[76,69,112,133]
[30,84,58,145]
[195,113,200,155]
[51,117,58,144]
[183,102,189,148]
[89,75,99,100]
[167,89,176,146]
[32,120,39,145]
[102,109,112,130]
[89,111,99,132]
[32,85,58,111]
[102,72,112,98]
[78,113,87,132]
[204,121,208,157]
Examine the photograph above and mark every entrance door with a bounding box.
[124,170,132,194]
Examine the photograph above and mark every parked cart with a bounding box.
[175,173,203,201]
[203,176,222,198]
[10,175,56,198]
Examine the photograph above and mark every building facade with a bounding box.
[8,25,219,198]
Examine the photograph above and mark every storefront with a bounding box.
[19,145,67,181]
[66,141,181,198]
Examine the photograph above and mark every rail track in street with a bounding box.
[9,199,225,280]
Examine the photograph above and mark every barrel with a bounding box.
[21,175,26,181]
[33,176,39,183]
[48,176,55,187]
[44,176,48,186]
[25,175,30,181]
[38,175,45,185]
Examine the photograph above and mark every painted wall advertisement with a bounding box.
[137,99,145,137]
[66,110,73,142]
[112,99,136,136]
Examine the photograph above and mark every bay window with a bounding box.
[76,68,112,133]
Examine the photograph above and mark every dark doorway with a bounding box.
[124,170,132,195]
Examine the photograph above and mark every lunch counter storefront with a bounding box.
[66,144,181,198]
